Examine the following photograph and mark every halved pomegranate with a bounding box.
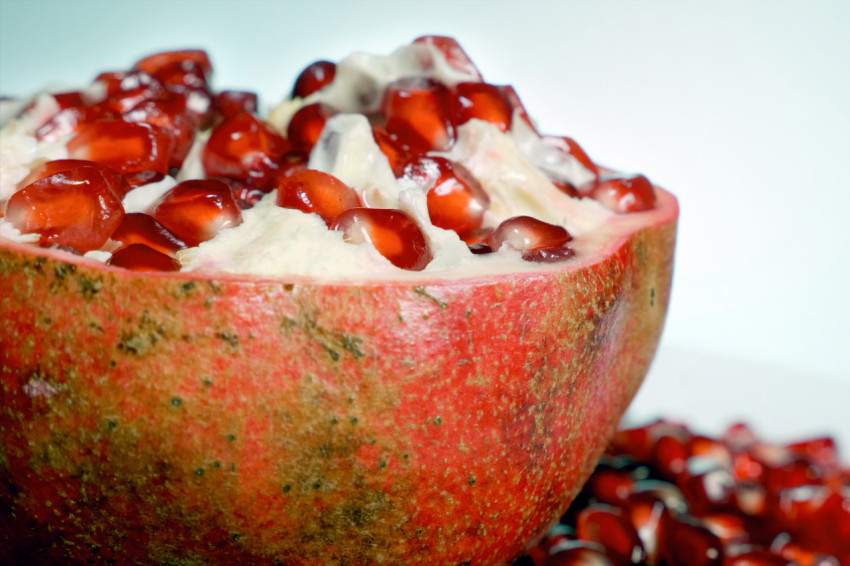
[0,37,678,566]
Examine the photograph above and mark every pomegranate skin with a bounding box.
[0,190,677,565]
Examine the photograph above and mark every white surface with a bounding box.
[1,1,848,443]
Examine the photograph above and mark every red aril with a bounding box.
[107,243,181,272]
[148,60,213,122]
[35,102,118,142]
[111,213,187,256]
[576,505,646,565]
[291,60,336,98]
[214,90,259,123]
[330,207,432,271]
[133,49,213,81]
[67,120,174,175]
[287,102,335,152]
[5,166,125,252]
[373,127,413,175]
[95,70,168,114]
[399,156,489,237]
[381,77,456,153]
[202,113,290,186]
[414,35,481,78]
[52,91,85,110]
[658,516,724,566]
[124,96,198,168]
[500,84,537,134]
[16,159,131,198]
[545,543,616,566]
[123,170,166,189]
[487,215,573,262]
[150,179,243,247]
[724,550,796,566]
[275,169,360,224]
[454,82,512,132]
[589,174,656,213]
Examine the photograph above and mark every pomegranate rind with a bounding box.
[0,189,677,565]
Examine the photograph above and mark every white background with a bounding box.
[1,0,848,450]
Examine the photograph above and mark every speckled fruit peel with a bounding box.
[0,189,677,565]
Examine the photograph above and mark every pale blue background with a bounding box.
[2,0,848,444]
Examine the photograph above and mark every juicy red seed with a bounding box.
[468,242,493,255]
[553,180,581,198]
[521,245,575,263]
[400,156,489,236]
[276,169,360,224]
[124,96,198,168]
[413,36,481,78]
[111,213,186,256]
[587,467,636,506]
[724,422,759,451]
[576,506,646,565]
[5,166,125,252]
[373,127,413,176]
[788,438,839,471]
[381,77,456,153]
[544,544,615,566]
[454,82,512,132]
[623,492,668,562]
[202,113,290,185]
[215,90,259,122]
[652,434,690,478]
[765,459,825,495]
[17,159,130,198]
[561,137,600,177]
[107,243,181,272]
[52,91,85,109]
[589,173,656,213]
[287,103,335,151]
[487,215,572,253]
[500,85,536,134]
[701,513,750,546]
[67,120,174,175]
[96,70,167,114]
[330,208,432,271]
[134,49,213,80]
[276,150,310,178]
[678,465,737,515]
[151,179,243,247]
[658,517,724,566]
[725,550,795,566]
[35,102,119,143]
[291,60,336,98]
[688,435,733,468]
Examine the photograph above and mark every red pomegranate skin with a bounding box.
[0,190,677,565]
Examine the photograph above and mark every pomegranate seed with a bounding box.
[586,466,636,506]
[623,491,667,562]
[277,150,310,178]
[400,156,489,236]
[734,482,768,517]
[559,137,599,177]
[381,77,456,153]
[134,49,212,80]
[500,85,536,134]
[215,90,259,122]
[107,243,181,272]
[454,82,512,131]
[151,179,243,247]
[147,60,214,127]
[413,36,481,78]
[5,166,125,252]
[787,438,839,472]
[202,113,290,186]
[725,550,795,566]
[330,208,432,271]
[545,543,615,566]
[124,96,198,168]
[123,170,166,189]
[679,463,737,516]
[765,459,825,496]
[701,513,750,546]
[67,120,174,175]
[291,60,336,98]
[35,102,118,142]
[724,423,759,452]
[576,505,646,565]
[275,169,360,224]
[589,173,656,213]
[658,516,724,566]
[373,127,413,176]
[287,102,335,151]
[732,451,767,484]
[487,216,573,263]
[773,532,844,566]
[96,70,167,114]
[17,159,130,198]
[111,213,186,256]
[52,91,85,109]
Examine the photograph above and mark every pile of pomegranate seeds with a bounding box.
[2,37,662,274]
[513,420,850,566]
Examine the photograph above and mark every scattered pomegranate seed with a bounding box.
[500,85,537,134]
[373,127,413,176]
[330,208,432,271]
[52,91,85,110]
[202,113,290,186]
[454,82,512,132]
[122,170,166,189]
[150,179,243,247]
[276,169,360,224]
[123,96,198,168]
[381,77,456,153]
[215,90,259,122]
[35,102,118,142]
[487,215,574,262]
[287,102,335,152]
[96,70,167,114]
[133,49,213,80]
[111,213,187,256]
[589,173,656,213]
[5,166,125,252]
[576,505,647,565]
[399,156,490,236]
[107,243,181,272]
[67,120,174,175]
[149,60,213,119]
[291,60,336,98]
[16,159,130,198]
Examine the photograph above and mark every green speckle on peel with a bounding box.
[171,397,182,407]
[469,476,476,486]
[195,468,205,477]
[283,484,291,493]
[434,416,443,425]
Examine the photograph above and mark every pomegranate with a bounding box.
[0,37,678,565]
